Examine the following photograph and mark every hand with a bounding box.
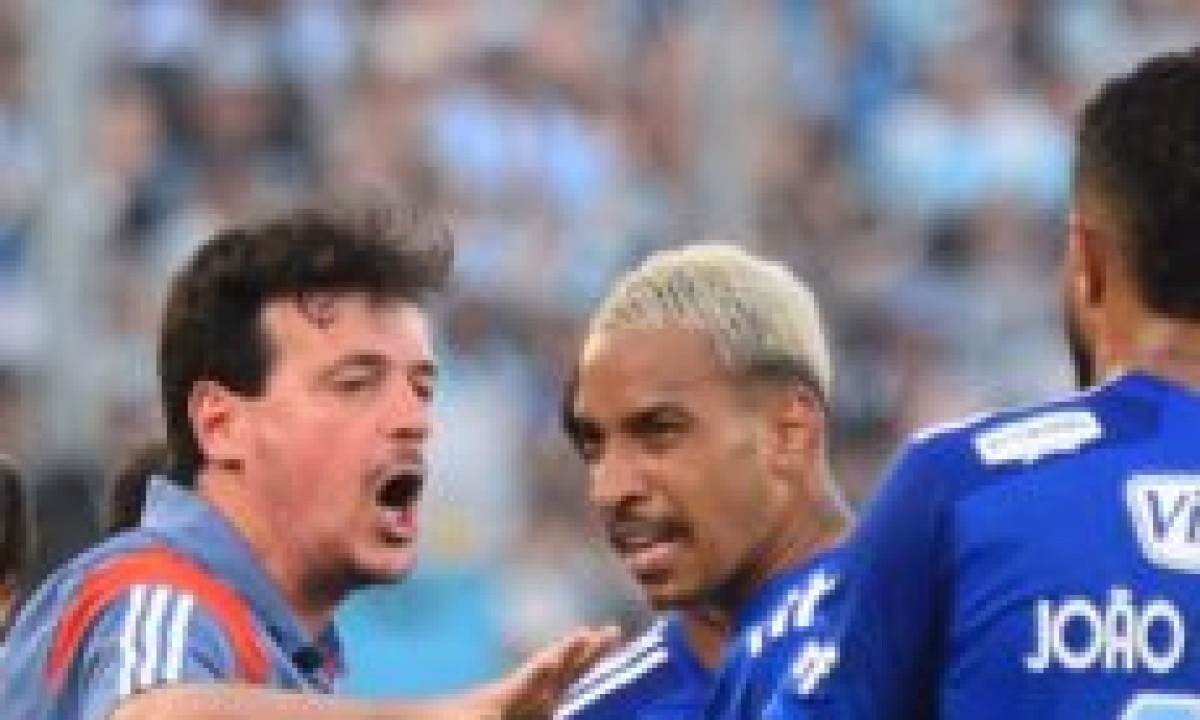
[442,625,620,720]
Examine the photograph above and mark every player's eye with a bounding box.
[409,374,435,403]
[571,425,606,463]
[631,413,688,451]
[579,440,604,464]
[335,377,372,394]
[331,370,381,395]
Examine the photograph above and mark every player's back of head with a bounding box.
[584,244,832,403]
[1075,46,1200,319]
[0,455,30,617]
[105,440,172,535]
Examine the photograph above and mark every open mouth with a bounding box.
[376,469,424,510]
[374,467,424,545]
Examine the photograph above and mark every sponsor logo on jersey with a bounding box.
[1025,587,1185,674]
[1127,474,1200,573]
[746,570,838,658]
[789,640,839,697]
[973,410,1102,466]
[1121,693,1200,719]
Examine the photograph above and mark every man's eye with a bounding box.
[577,437,604,463]
[640,419,685,448]
[650,419,682,434]
[333,375,376,393]
[411,378,435,402]
[570,428,604,463]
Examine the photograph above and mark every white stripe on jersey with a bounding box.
[117,584,149,697]
[163,593,196,682]
[137,585,173,689]
[555,646,669,719]
[565,619,667,699]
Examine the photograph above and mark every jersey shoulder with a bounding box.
[4,532,260,695]
[902,381,1131,480]
[6,531,156,639]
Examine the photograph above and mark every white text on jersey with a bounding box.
[1024,587,1185,674]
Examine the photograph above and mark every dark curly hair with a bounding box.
[1075,47,1200,318]
[158,197,453,482]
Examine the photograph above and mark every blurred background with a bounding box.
[3,0,1199,698]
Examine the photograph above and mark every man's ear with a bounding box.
[763,385,824,469]
[0,577,13,606]
[1066,209,1107,311]
[188,380,245,471]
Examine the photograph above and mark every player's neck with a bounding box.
[198,469,340,637]
[714,501,847,621]
[679,606,730,669]
[1111,317,1200,393]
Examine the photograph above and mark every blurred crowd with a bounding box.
[3,0,1200,697]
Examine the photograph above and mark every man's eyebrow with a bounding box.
[318,353,428,382]
[567,413,601,436]
[623,402,689,426]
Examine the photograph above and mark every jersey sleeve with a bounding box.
[769,438,958,720]
[70,583,241,720]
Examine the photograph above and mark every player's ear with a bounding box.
[0,577,14,623]
[763,384,824,471]
[188,380,246,472]
[1066,208,1107,310]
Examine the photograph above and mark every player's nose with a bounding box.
[381,376,431,443]
[587,450,650,512]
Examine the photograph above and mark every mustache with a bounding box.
[604,512,685,542]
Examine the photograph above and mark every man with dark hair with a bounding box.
[0,455,29,627]
[768,47,1200,719]
[0,198,614,719]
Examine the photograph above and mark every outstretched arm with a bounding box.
[109,626,620,720]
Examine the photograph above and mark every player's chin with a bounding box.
[638,571,698,611]
[356,544,417,583]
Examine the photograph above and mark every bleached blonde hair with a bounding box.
[584,244,833,401]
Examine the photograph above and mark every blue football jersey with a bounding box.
[705,549,842,720]
[769,372,1200,719]
[555,612,712,719]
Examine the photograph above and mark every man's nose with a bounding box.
[382,379,430,441]
[589,450,649,512]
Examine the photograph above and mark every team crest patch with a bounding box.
[973,410,1101,466]
[1127,474,1200,574]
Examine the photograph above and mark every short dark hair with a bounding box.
[1075,47,1200,318]
[158,198,453,482]
[0,456,30,584]
[105,440,171,534]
